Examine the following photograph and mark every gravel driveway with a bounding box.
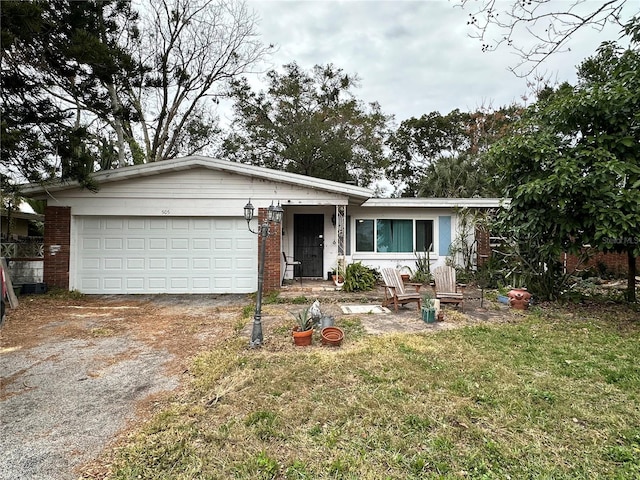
[0,294,248,480]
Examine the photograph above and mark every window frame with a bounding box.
[353,217,436,254]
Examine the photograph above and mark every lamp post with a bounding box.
[244,199,283,348]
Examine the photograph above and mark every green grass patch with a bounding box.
[107,304,640,479]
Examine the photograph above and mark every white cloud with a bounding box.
[243,0,637,122]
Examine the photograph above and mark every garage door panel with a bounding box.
[83,238,101,250]
[127,258,145,269]
[149,238,167,249]
[126,278,144,289]
[172,219,189,229]
[193,238,210,249]
[149,278,166,289]
[149,258,166,269]
[104,278,122,290]
[104,258,122,270]
[127,238,145,249]
[150,219,167,229]
[193,258,210,269]
[76,216,257,294]
[127,219,145,229]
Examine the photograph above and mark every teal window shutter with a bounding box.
[438,216,451,256]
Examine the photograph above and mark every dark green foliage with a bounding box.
[224,62,391,186]
[488,25,640,301]
[387,107,521,197]
[342,262,377,292]
[1,0,140,185]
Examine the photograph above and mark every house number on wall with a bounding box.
[161,210,170,215]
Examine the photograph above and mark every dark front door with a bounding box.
[294,214,324,277]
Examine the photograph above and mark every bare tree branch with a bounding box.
[456,0,636,76]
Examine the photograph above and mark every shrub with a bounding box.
[342,262,377,292]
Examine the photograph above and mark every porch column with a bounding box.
[336,205,346,275]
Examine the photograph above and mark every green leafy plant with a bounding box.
[411,249,433,284]
[292,307,313,331]
[342,262,377,292]
[421,290,435,310]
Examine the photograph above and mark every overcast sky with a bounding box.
[234,0,636,126]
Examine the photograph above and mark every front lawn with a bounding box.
[106,304,639,479]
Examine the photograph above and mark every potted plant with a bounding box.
[331,258,345,286]
[421,291,436,323]
[292,307,314,346]
[397,264,412,282]
[508,287,532,310]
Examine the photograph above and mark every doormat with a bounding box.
[340,305,391,314]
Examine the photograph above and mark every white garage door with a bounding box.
[75,216,257,294]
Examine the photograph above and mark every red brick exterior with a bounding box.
[258,208,282,292]
[475,227,638,276]
[44,206,71,289]
[565,250,640,276]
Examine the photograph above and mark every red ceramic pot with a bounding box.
[321,326,344,347]
[508,288,532,310]
[292,328,313,346]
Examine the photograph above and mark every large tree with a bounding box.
[489,35,640,302]
[1,0,270,186]
[1,0,138,185]
[387,106,520,197]
[222,62,391,186]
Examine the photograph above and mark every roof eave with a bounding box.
[19,156,374,201]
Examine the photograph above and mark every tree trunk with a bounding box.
[627,247,637,303]
[106,83,127,168]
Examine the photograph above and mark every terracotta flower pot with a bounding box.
[321,326,344,347]
[508,288,532,310]
[292,327,313,346]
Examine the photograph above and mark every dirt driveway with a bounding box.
[0,288,509,480]
[0,294,250,480]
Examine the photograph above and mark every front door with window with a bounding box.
[293,214,324,277]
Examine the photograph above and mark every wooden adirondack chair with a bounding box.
[432,265,465,312]
[381,268,422,312]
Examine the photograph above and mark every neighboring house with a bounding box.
[20,156,503,294]
[1,209,45,285]
[1,209,44,238]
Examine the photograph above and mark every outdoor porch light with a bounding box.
[270,202,284,224]
[243,199,283,348]
[243,200,255,222]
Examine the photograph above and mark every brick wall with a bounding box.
[259,208,282,292]
[44,206,71,289]
[565,250,640,277]
[476,225,638,277]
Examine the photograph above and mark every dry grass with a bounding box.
[104,304,640,479]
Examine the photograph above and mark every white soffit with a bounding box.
[361,198,510,208]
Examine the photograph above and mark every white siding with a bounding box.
[46,168,350,217]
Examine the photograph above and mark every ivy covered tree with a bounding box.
[222,62,391,186]
[489,27,640,301]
